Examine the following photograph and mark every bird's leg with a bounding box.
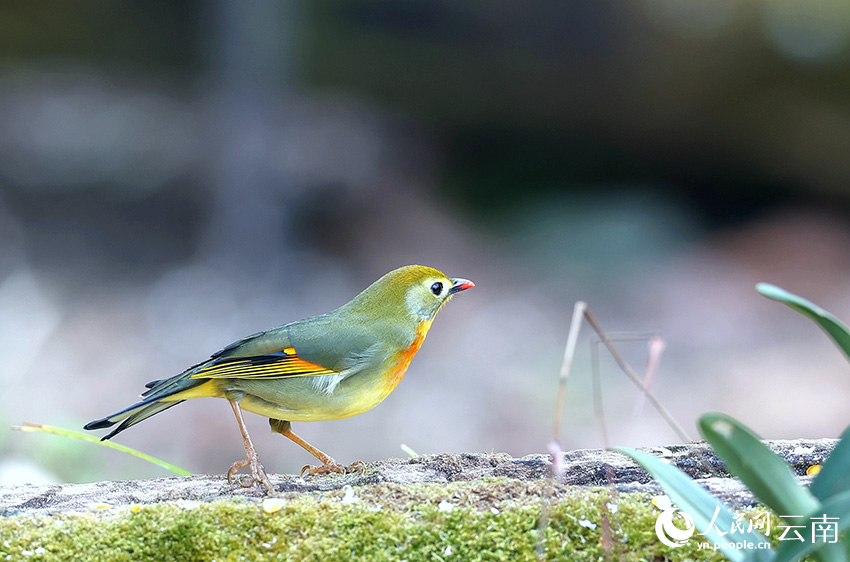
[227,399,273,493]
[269,418,366,476]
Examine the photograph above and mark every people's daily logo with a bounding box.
[653,502,835,553]
[655,508,696,547]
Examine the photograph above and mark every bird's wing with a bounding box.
[190,347,339,380]
[209,325,292,360]
[191,314,383,381]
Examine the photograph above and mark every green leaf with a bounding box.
[614,447,772,562]
[756,283,850,362]
[811,424,850,502]
[13,422,192,476]
[699,413,818,517]
[773,490,850,562]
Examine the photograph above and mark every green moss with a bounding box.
[0,482,729,561]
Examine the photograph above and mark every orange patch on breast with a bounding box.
[381,320,432,395]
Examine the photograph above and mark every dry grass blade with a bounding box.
[552,301,587,441]
[582,309,691,443]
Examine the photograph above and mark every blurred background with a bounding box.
[3,0,850,485]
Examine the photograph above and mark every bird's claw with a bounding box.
[300,460,367,477]
[227,455,274,493]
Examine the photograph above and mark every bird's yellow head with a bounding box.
[348,265,474,322]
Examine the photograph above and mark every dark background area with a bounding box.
[3,0,850,484]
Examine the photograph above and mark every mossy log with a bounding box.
[0,440,836,561]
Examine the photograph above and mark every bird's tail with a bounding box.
[83,399,185,441]
[83,367,212,440]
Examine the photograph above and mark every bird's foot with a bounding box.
[300,459,367,477]
[228,454,274,493]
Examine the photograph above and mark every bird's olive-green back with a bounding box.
[213,265,454,372]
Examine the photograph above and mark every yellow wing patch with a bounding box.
[191,349,338,380]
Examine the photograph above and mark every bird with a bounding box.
[84,265,474,492]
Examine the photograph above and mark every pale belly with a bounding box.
[228,362,409,422]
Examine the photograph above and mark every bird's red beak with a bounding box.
[449,278,475,294]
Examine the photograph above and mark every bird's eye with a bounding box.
[430,282,443,296]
